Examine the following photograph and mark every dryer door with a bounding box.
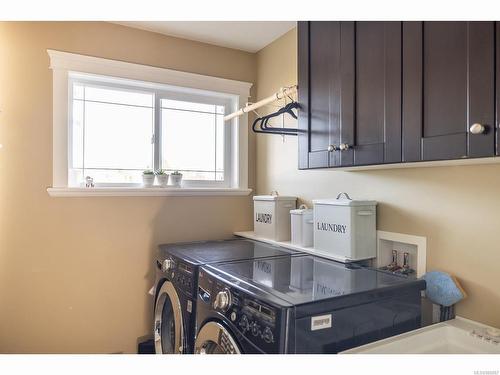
[154,281,184,354]
[194,321,241,354]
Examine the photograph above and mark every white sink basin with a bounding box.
[342,317,500,354]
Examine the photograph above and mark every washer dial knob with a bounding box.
[251,322,261,336]
[262,327,274,343]
[239,315,250,331]
[230,311,237,322]
[213,289,231,311]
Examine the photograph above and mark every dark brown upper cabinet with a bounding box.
[298,21,498,169]
[403,22,496,162]
[298,21,403,169]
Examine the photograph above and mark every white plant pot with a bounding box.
[156,174,169,187]
[170,174,183,187]
[142,174,155,187]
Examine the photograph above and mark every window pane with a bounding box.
[69,79,230,186]
[68,169,85,186]
[84,86,153,107]
[161,106,224,181]
[84,101,153,171]
[71,82,154,185]
[71,100,84,169]
[161,99,218,114]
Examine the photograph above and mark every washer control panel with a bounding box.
[235,299,276,344]
[214,285,278,349]
[159,256,195,296]
[198,269,282,353]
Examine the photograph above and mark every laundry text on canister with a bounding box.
[316,222,347,234]
[255,213,272,224]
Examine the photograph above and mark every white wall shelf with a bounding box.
[234,231,373,263]
[235,230,427,274]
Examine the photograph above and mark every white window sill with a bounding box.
[47,187,252,197]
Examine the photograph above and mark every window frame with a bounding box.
[68,73,233,188]
[47,49,252,197]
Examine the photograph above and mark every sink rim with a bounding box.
[341,316,500,354]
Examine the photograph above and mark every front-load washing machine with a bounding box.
[153,238,301,354]
[194,253,426,354]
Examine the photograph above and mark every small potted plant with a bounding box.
[170,170,183,187]
[155,169,169,187]
[142,170,155,187]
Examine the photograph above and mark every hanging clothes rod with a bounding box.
[224,85,298,122]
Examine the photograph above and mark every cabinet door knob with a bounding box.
[327,144,337,152]
[339,143,351,151]
[470,123,485,134]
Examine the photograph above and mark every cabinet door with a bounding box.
[298,21,341,169]
[497,23,500,156]
[403,22,495,162]
[339,22,402,166]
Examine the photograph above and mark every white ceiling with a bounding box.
[114,21,296,53]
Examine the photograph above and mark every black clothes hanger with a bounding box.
[261,102,298,130]
[252,101,300,136]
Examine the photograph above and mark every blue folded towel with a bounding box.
[422,271,466,307]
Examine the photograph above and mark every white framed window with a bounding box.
[69,73,232,188]
[47,50,252,197]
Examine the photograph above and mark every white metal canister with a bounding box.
[253,192,297,241]
[313,192,377,262]
[290,205,313,247]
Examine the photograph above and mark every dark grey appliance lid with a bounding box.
[207,254,426,316]
[199,265,295,309]
[158,238,300,266]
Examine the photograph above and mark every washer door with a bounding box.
[154,281,184,354]
[194,321,241,354]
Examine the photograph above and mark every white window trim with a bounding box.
[47,49,253,197]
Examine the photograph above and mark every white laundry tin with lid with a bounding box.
[313,192,377,262]
[290,205,314,247]
[253,192,297,241]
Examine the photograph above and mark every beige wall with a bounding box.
[0,22,256,353]
[256,28,500,328]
